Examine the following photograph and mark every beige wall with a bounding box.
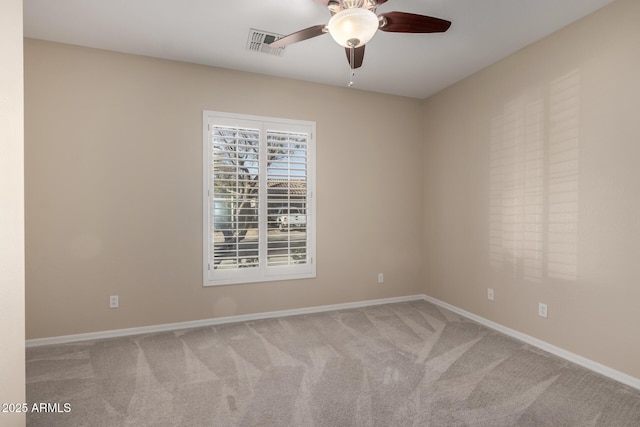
[0,0,26,426]
[24,39,424,339]
[423,0,640,379]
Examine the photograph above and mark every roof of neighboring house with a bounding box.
[267,179,306,196]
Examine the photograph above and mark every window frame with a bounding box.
[202,110,316,286]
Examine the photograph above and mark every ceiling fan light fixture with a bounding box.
[327,8,379,48]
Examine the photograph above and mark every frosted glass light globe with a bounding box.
[328,8,379,48]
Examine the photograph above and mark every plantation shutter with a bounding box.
[203,112,315,286]
[210,123,261,270]
[266,129,310,269]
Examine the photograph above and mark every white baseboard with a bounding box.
[422,294,640,391]
[25,294,425,348]
[26,292,640,391]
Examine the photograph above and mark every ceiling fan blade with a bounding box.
[379,11,451,33]
[345,45,365,69]
[268,25,327,49]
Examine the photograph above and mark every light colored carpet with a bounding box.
[26,300,640,426]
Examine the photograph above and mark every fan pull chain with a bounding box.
[348,45,355,87]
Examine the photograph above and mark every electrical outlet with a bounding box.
[487,288,494,301]
[109,295,119,309]
[378,273,384,284]
[538,303,548,318]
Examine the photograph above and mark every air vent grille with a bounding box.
[247,28,285,56]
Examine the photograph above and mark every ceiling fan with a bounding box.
[268,0,452,70]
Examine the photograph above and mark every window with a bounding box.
[203,111,316,286]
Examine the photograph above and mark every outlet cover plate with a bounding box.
[538,302,548,318]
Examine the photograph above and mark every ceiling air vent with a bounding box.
[246,28,285,56]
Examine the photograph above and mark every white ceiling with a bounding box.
[23,0,615,99]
